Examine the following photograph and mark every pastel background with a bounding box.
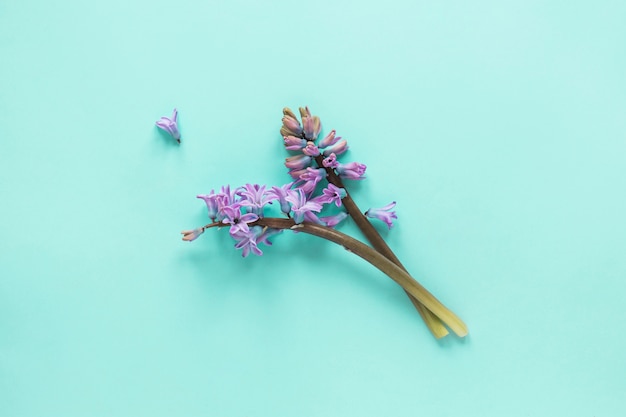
[1,0,625,416]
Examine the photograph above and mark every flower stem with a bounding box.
[255,218,468,337]
[314,155,451,338]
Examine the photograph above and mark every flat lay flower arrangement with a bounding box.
[162,107,468,339]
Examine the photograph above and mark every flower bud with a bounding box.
[284,154,312,170]
[302,141,320,156]
[318,130,340,148]
[322,139,349,156]
[284,136,306,151]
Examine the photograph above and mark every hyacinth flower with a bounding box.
[181,107,467,339]
[156,108,181,143]
[365,202,398,229]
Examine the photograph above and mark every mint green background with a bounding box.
[1,1,625,416]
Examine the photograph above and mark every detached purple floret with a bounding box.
[156,108,181,143]
[365,202,397,229]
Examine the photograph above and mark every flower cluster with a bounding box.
[281,107,366,182]
[186,182,350,257]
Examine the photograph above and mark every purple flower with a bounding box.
[302,141,320,156]
[288,168,308,180]
[285,188,323,224]
[156,108,181,143]
[322,139,348,156]
[280,108,303,137]
[313,184,346,207]
[267,182,294,215]
[238,184,274,216]
[322,153,339,169]
[336,161,366,180]
[298,167,326,195]
[284,135,306,151]
[221,205,259,235]
[181,227,205,241]
[365,202,397,229]
[231,226,283,257]
[300,106,321,140]
[197,190,219,221]
[320,212,348,227]
[285,154,312,170]
[318,129,340,148]
[232,227,264,257]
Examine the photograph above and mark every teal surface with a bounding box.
[1,1,625,416]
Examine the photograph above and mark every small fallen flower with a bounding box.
[156,108,181,143]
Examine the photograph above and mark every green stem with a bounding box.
[314,155,451,338]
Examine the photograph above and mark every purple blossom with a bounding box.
[284,135,306,151]
[221,205,259,235]
[322,139,348,156]
[322,153,339,169]
[302,142,320,156]
[156,108,181,143]
[197,190,219,221]
[313,184,346,207]
[318,129,340,148]
[280,108,303,137]
[365,202,397,229]
[238,184,275,216]
[320,212,348,227]
[232,227,263,257]
[181,227,205,242]
[267,182,294,215]
[336,161,366,180]
[288,168,308,180]
[298,167,326,195]
[300,106,321,140]
[285,154,312,170]
[285,188,323,224]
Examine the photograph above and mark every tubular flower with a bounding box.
[285,188,323,224]
[280,107,303,137]
[298,167,326,195]
[197,190,219,221]
[318,129,340,148]
[284,136,306,151]
[302,142,320,156]
[221,205,259,235]
[322,153,339,169]
[267,182,294,215]
[365,202,397,229]
[322,139,348,156]
[320,212,348,227]
[155,108,181,143]
[232,227,264,257]
[336,161,366,180]
[314,184,346,207]
[285,154,312,170]
[238,183,275,216]
[299,106,321,140]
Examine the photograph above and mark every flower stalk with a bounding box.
[313,157,451,338]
